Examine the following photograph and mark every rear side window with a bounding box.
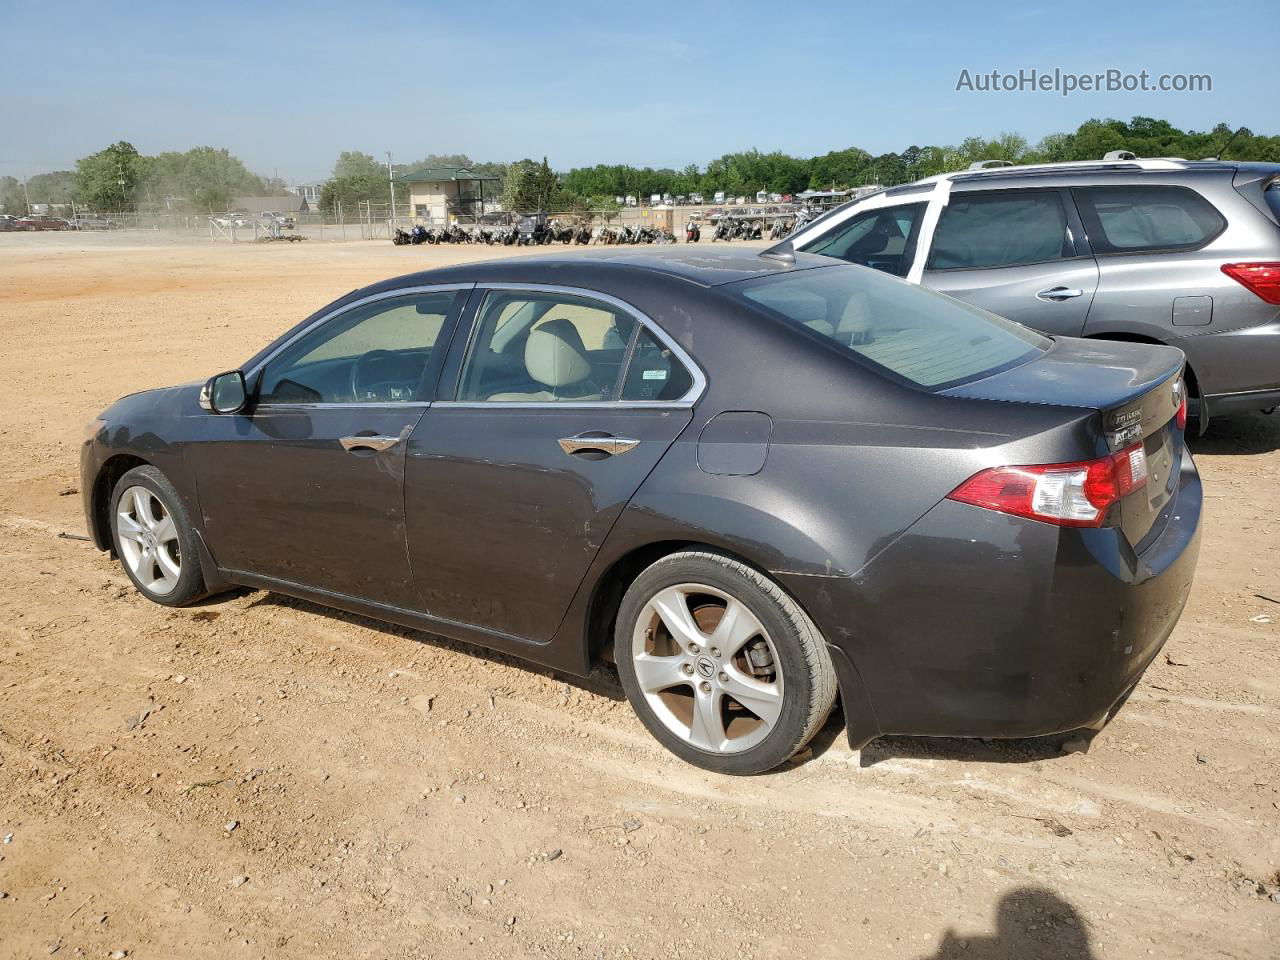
[1265,181,1280,222]
[928,191,1072,270]
[1073,185,1225,254]
[619,328,694,401]
[729,265,1048,390]
[797,203,924,277]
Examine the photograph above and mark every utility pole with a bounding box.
[387,151,396,225]
[22,177,31,214]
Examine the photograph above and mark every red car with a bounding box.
[17,215,71,231]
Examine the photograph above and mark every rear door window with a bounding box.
[928,190,1072,270]
[728,264,1048,390]
[1073,185,1226,254]
[797,203,925,277]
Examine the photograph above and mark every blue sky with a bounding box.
[2,0,1276,183]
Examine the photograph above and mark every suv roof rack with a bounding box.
[938,157,1199,184]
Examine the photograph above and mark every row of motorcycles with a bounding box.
[393,221,681,247]
[393,210,817,247]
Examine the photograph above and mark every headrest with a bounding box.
[526,318,592,388]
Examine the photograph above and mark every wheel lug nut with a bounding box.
[681,663,694,676]
[687,644,700,654]
[710,647,720,658]
[718,672,728,683]
[699,681,711,693]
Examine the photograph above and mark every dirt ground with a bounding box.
[0,231,1277,960]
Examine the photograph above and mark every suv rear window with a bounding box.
[728,265,1048,390]
[1073,185,1225,254]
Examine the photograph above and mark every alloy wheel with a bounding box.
[115,485,182,595]
[630,582,783,754]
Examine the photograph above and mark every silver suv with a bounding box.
[784,157,1280,426]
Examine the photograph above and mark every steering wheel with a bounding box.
[350,349,407,402]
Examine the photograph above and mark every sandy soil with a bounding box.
[0,231,1277,960]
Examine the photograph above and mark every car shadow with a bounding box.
[1189,410,1280,455]
[241,591,627,702]
[918,886,1097,959]
[852,730,1078,767]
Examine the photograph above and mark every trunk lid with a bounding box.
[943,336,1186,547]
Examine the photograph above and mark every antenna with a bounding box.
[759,240,795,265]
[1202,125,1245,161]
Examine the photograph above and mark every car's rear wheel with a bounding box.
[110,466,206,606]
[615,550,837,774]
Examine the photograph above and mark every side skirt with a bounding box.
[220,569,589,676]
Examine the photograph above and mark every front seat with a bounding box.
[489,318,604,401]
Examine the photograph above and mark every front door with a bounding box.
[190,287,468,608]
[921,188,1099,337]
[405,286,699,642]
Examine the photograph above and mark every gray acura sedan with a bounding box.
[81,249,1201,774]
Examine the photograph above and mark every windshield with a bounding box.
[728,264,1049,390]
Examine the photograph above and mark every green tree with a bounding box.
[23,171,78,206]
[0,176,25,214]
[75,141,145,211]
[143,147,268,212]
[333,151,383,179]
[503,157,567,212]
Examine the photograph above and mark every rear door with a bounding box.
[404,285,701,643]
[922,187,1099,336]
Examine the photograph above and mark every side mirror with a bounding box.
[199,370,247,414]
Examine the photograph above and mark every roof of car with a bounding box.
[378,247,834,292]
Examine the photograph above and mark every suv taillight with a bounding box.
[946,444,1149,528]
[1221,262,1280,305]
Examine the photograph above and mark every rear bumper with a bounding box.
[784,453,1202,743]
[1177,320,1280,410]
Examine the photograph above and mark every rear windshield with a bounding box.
[728,264,1049,390]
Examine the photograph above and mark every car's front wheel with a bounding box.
[110,465,206,606]
[615,550,837,774]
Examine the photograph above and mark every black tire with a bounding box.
[109,465,207,606]
[615,550,837,775]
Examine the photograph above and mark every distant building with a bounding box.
[289,184,324,204]
[395,167,501,223]
[794,185,883,210]
[231,195,310,215]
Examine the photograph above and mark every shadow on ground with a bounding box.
[242,590,627,701]
[855,730,1082,766]
[1189,409,1280,456]
[920,887,1097,959]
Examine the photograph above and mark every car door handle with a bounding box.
[1035,286,1084,302]
[339,434,401,452]
[558,433,641,457]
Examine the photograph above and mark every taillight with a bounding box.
[1175,387,1188,431]
[947,444,1149,528]
[1221,262,1280,305]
